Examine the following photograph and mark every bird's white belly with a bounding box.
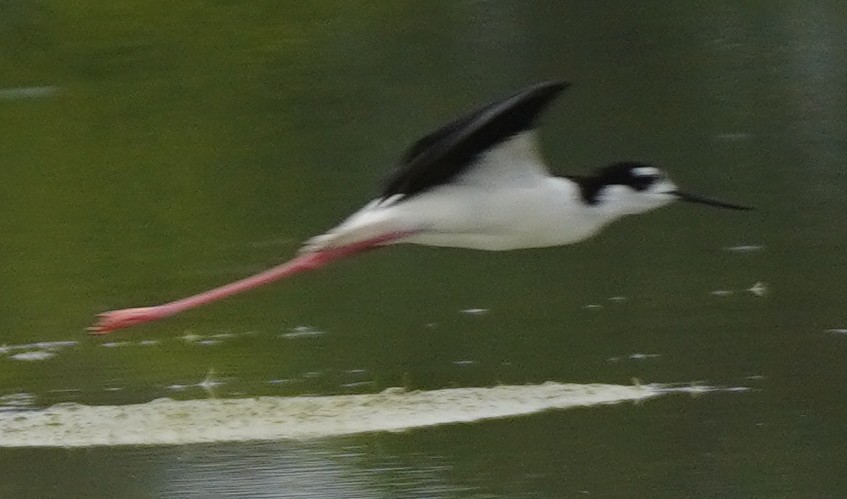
[304,178,615,253]
[398,183,607,250]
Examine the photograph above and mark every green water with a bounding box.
[2,1,847,497]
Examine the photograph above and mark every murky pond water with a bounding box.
[2,1,847,497]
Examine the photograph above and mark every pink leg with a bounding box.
[89,232,411,335]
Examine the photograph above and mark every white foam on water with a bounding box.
[9,351,56,361]
[0,382,678,448]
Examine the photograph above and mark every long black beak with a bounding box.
[672,191,752,211]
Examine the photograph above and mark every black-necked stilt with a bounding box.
[92,81,750,334]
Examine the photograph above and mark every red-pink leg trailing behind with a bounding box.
[89,232,413,335]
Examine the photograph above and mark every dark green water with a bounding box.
[2,1,847,497]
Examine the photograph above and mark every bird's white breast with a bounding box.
[399,177,612,250]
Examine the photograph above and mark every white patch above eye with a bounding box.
[632,166,661,177]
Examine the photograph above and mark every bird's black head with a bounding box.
[568,162,751,213]
[592,161,667,193]
[568,162,673,213]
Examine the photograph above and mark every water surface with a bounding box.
[2,1,847,497]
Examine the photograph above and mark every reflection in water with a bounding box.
[0,393,35,411]
[157,443,467,498]
[158,442,460,499]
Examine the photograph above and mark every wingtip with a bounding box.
[524,81,573,103]
[514,80,572,106]
[530,80,572,93]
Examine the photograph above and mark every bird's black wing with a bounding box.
[380,81,570,200]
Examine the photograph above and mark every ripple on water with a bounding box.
[280,326,327,339]
[723,244,765,253]
[101,341,132,348]
[607,353,661,363]
[0,86,58,100]
[709,282,767,298]
[3,340,78,362]
[95,339,161,349]
[2,340,78,352]
[341,381,375,389]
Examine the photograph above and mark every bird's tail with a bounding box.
[299,232,337,254]
[299,203,412,254]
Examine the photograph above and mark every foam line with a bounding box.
[0,382,681,448]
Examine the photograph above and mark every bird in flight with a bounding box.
[91,81,750,334]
